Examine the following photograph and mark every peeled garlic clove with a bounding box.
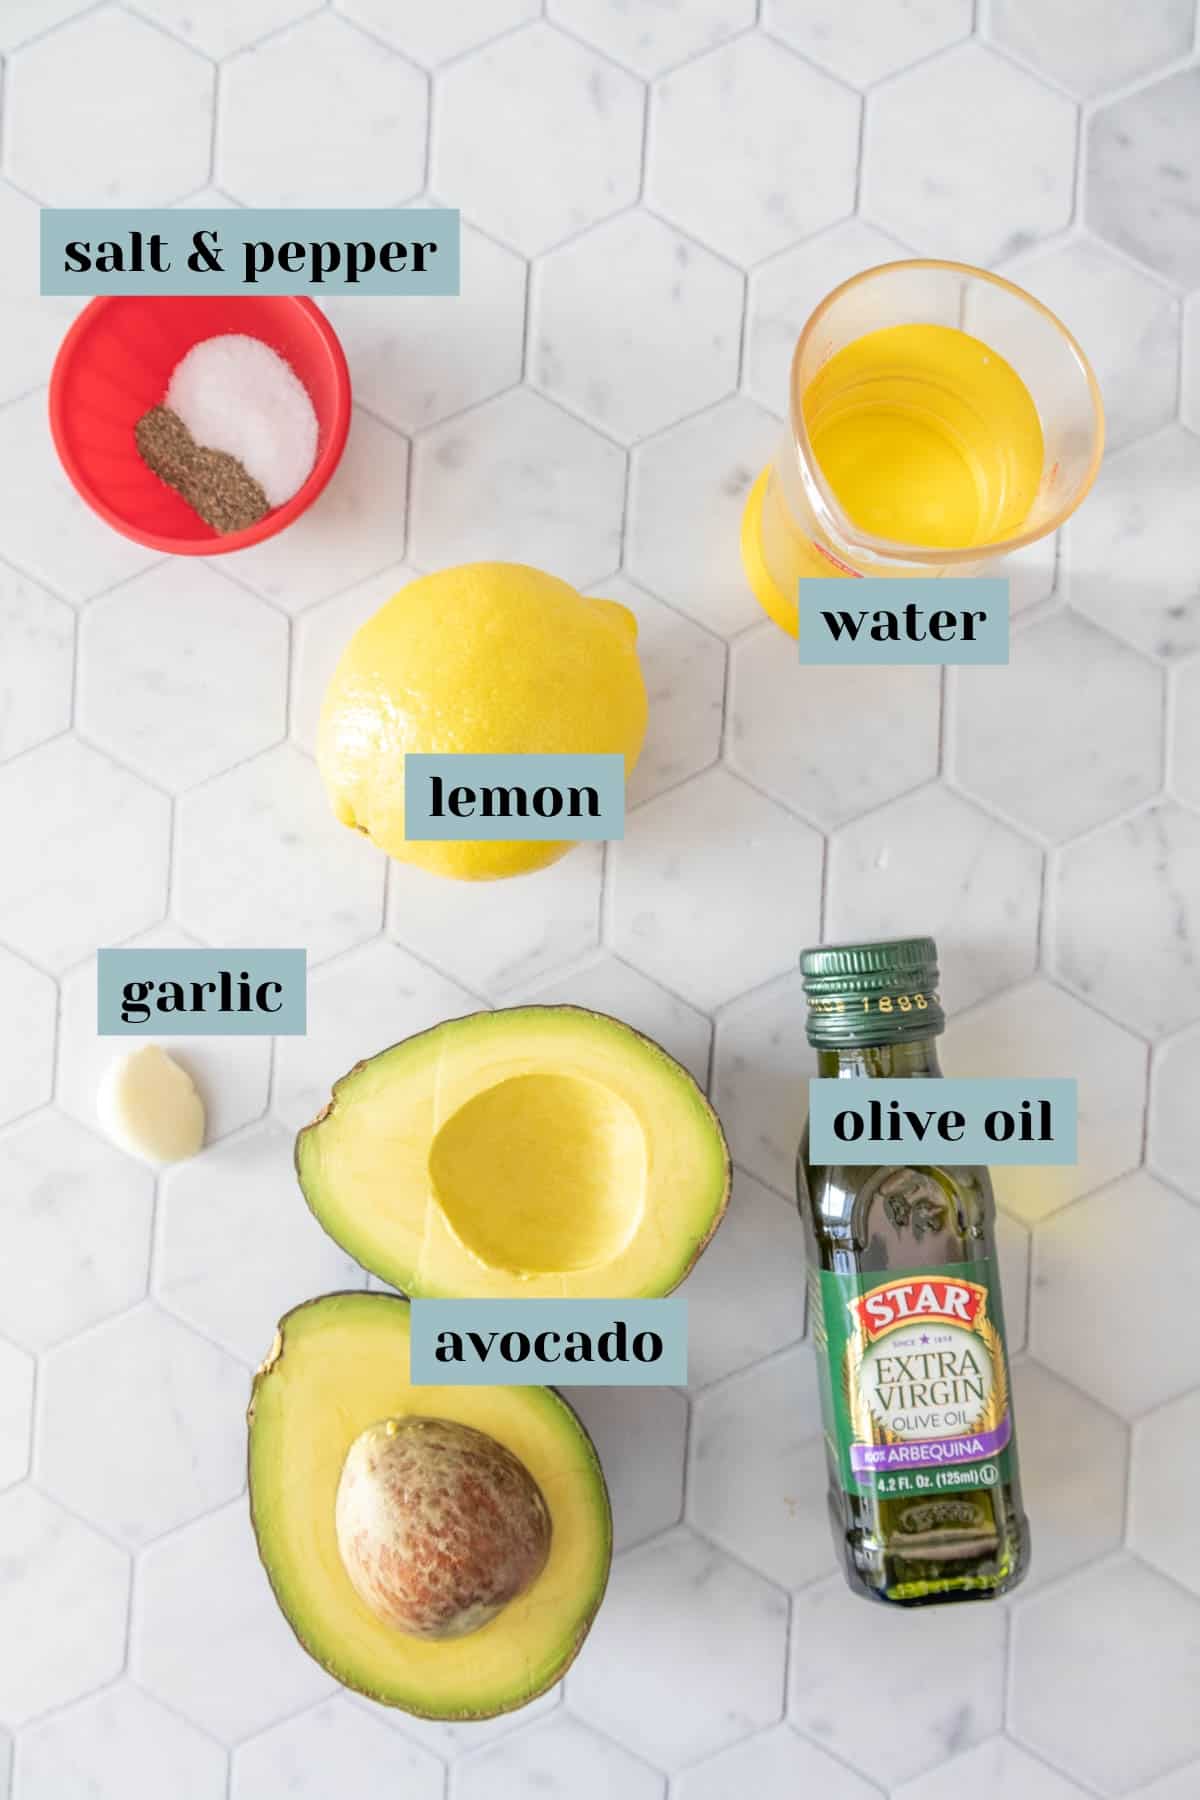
[98,1044,205,1165]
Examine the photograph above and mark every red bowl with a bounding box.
[49,295,352,555]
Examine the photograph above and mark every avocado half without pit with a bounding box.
[249,1292,611,1718]
[295,1006,731,1298]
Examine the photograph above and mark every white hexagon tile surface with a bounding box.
[1,4,1198,1797]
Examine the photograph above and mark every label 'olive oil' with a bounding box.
[797,936,1030,1606]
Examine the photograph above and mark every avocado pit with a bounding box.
[335,1416,551,1640]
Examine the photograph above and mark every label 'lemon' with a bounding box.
[317,563,648,881]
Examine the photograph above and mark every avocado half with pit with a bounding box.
[296,1006,731,1298]
[248,1291,611,1718]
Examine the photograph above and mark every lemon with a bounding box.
[317,563,648,881]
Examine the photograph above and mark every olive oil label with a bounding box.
[814,1260,1014,1500]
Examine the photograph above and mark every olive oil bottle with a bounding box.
[797,937,1029,1606]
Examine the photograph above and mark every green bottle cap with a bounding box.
[799,936,945,1047]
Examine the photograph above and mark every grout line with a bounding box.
[634,50,652,204]
[851,86,867,213]
[935,663,948,778]
[207,51,220,186]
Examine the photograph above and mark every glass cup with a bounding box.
[741,259,1105,635]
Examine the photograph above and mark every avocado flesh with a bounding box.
[248,1292,612,1719]
[295,1006,730,1299]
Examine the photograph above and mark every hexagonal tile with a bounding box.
[626,395,780,636]
[951,611,1163,841]
[1172,656,1200,812]
[37,1304,247,1546]
[0,947,55,1127]
[0,561,73,761]
[15,1681,227,1800]
[323,226,524,435]
[457,1714,662,1799]
[138,0,321,58]
[611,767,822,1011]
[1183,294,1200,435]
[549,0,754,76]
[0,736,169,972]
[158,1122,363,1362]
[826,787,1042,1015]
[997,1211,1030,1353]
[648,36,858,267]
[1087,70,1200,286]
[290,563,416,756]
[681,1169,806,1388]
[862,45,1075,264]
[532,212,741,443]
[6,10,210,205]
[1032,1173,1200,1416]
[225,410,410,614]
[1051,802,1200,1039]
[789,1573,1006,1785]
[569,1527,787,1768]
[56,925,271,1149]
[730,624,940,828]
[0,1340,33,1491]
[766,0,970,87]
[0,392,159,605]
[1131,1766,1200,1800]
[1130,1389,1200,1599]
[711,971,813,1198]
[744,218,911,414]
[275,938,479,1131]
[505,948,711,1093]
[135,1501,334,1743]
[0,182,82,405]
[1149,1026,1200,1200]
[0,1487,129,1728]
[893,1737,1090,1799]
[79,562,287,792]
[679,1724,880,1800]
[568,1385,688,1552]
[1011,1359,1126,1588]
[691,1346,832,1589]
[590,575,725,810]
[948,973,1147,1224]
[0,1,94,51]
[0,1112,153,1350]
[1000,532,1058,619]
[232,1695,442,1799]
[409,388,624,587]
[338,0,538,61]
[175,745,384,965]
[387,842,604,997]
[1069,429,1200,661]
[1001,239,1179,452]
[220,14,425,206]
[433,23,644,255]
[1011,1557,1200,1795]
[990,0,1192,96]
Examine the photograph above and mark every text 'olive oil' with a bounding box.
[797,937,1030,1606]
